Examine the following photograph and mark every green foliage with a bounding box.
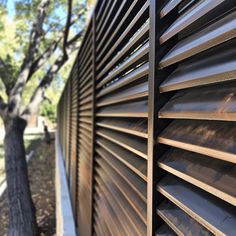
[0,0,90,121]
[40,101,56,122]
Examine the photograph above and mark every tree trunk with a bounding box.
[4,117,38,236]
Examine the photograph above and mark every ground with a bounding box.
[0,134,56,236]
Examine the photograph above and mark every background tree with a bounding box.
[0,0,88,235]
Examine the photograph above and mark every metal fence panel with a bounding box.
[57,0,236,235]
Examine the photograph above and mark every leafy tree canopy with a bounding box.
[0,0,90,122]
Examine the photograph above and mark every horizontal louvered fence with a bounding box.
[57,0,236,235]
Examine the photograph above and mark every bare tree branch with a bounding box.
[63,0,73,60]
[67,30,83,47]
[23,0,50,68]
[8,0,50,116]
[21,55,67,121]
[0,57,13,95]
[26,38,61,82]
[0,95,7,118]
[9,0,85,119]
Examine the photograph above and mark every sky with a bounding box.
[6,0,15,19]
[6,0,68,23]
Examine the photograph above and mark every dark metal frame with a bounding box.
[90,11,97,236]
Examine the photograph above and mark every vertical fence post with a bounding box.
[148,1,179,235]
[66,81,71,177]
[147,0,159,235]
[90,10,97,236]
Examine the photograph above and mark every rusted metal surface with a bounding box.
[57,0,236,235]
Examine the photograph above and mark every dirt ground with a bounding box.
[0,139,56,236]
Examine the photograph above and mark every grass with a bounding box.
[0,133,43,185]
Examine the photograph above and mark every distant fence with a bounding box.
[57,0,236,235]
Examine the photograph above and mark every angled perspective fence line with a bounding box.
[57,0,236,235]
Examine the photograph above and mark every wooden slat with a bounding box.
[159,83,236,121]
[93,191,127,236]
[96,158,147,224]
[97,42,149,88]
[96,146,147,202]
[97,81,148,107]
[96,0,112,33]
[95,172,140,236]
[97,62,149,99]
[159,148,236,206]
[157,200,212,236]
[96,138,147,181]
[160,0,225,44]
[160,10,236,67]
[158,176,236,235]
[97,128,147,159]
[96,0,118,43]
[97,0,149,65]
[96,118,148,138]
[160,0,182,18]
[95,171,146,235]
[96,0,129,52]
[160,40,236,92]
[97,21,149,80]
[156,223,176,236]
[159,120,236,164]
[96,100,148,118]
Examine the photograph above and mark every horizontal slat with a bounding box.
[158,176,236,235]
[78,141,92,157]
[95,172,145,236]
[96,0,112,34]
[95,0,106,22]
[96,1,118,43]
[80,111,92,117]
[159,120,236,164]
[158,148,236,206]
[157,200,212,235]
[94,210,111,236]
[160,0,182,18]
[79,70,93,90]
[97,128,147,159]
[79,117,92,124]
[79,87,92,100]
[97,21,149,79]
[97,0,149,65]
[96,146,147,202]
[78,132,92,146]
[96,0,128,51]
[97,42,149,88]
[79,96,92,106]
[97,81,148,107]
[78,103,92,111]
[79,49,92,76]
[95,175,139,236]
[94,205,109,236]
[160,40,236,92]
[96,157,147,224]
[96,138,147,181]
[79,123,92,132]
[156,223,175,236]
[93,191,127,236]
[160,0,225,44]
[159,83,236,121]
[97,63,149,99]
[96,118,148,138]
[77,24,92,61]
[160,10,236,68]
[79,79,92,95]
[97,100,148,118]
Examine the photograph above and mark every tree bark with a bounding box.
[4,117,38,236]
